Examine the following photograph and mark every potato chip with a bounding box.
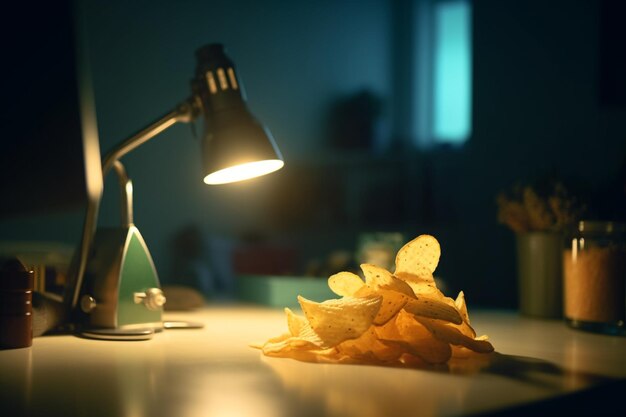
[361,263,393,285]
[261,332,322,356]
[328,271,364,297]
[371,289,409,325]
[298,295,382,346]
[394,312,452,364]
[395,273,444,298]
[394,235,441,278]
[373,314,402,341]
[453,291,476,338]
[358,264,414,324]
[455,291,470,323]
[451,338,490,359]
[454,319,476,339]
[361,263,415,297]
[399,353,429,367]
[260,308,329,355]
[263,346,339,362]
[450,345,473,359]
[285,308,306,336]
[403,296,462,324]
[337,326,404,362]
[414,317,494,353]
[255,234,495,368]
[376,311,452,364]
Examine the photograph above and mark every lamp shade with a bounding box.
[194,44,283,185]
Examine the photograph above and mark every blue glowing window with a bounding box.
[415,0,472,147]
[434,1,471,143]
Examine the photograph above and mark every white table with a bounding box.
[1,306,624,417]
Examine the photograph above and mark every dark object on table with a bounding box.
[0,258,34,349]
[31,292,67,337]
[161,285,205,311]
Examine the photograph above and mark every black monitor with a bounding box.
[0,1,102,220]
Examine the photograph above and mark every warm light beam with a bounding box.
[204,159,284,185]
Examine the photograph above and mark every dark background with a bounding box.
[1,0,625,308]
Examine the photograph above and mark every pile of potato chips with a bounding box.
[255,235,494,366]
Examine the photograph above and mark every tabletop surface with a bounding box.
[1,306,625,417]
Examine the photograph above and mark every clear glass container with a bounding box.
[563,221,626,335]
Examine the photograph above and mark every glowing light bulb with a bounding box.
[204,159,284,185]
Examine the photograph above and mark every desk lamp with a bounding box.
[65,44,283,339]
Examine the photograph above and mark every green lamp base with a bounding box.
[79,225,163,331]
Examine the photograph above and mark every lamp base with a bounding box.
[78,225,163,331]
[79,327,156,341]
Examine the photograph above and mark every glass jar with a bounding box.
[563,221,626,335]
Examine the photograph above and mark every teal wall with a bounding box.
[85,0,392,284]
[2,0,625,307]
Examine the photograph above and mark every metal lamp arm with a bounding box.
[68,98,199,311]
[102,99,198,177]
[112,160,134,228]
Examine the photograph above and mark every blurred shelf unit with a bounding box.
[265,150,425,231]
